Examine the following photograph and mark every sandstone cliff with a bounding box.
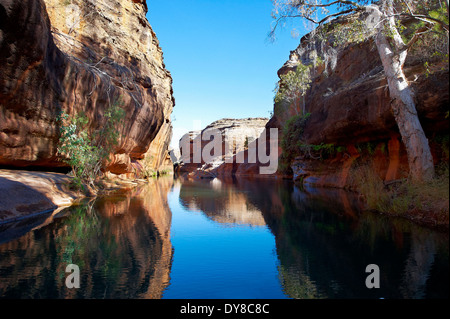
[223,16,449,188]
[176,118,268,179]
[0,0,174,176]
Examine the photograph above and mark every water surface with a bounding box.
[0,177,448,298]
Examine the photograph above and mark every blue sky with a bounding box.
[146,0,304,148]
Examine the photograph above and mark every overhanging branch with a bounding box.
[394,13,449,32]
[398,25,433,52]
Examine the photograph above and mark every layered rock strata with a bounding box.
[176,118,268,179]
[0,0,174,176]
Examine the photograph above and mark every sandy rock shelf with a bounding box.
[0,169,80,224]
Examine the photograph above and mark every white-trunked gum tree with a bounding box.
[270,0,449,182]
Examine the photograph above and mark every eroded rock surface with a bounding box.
[0,170,79,223]
[0,0,174,175]
[176,118,268,179]
[225,16,448,187]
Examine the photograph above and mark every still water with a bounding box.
[0,177,448,298]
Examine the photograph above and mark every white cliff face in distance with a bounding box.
[176,118,269,178]
[203,118,269,170]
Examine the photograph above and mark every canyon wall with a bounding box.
[176,118,268,179]
[223,15,449,187]
[0,0,174,176]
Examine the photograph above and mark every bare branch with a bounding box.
[270,0,365,38]
[395,13,449,32]
[271,7,360,34]
[402,0,414,15]
[316,8,360,25]
[297,0,363,9]
[398,25,433,52]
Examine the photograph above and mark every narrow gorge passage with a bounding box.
[0,0,448,307]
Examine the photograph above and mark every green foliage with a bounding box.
[379,141,387,154]
[396,0,449,68]
[279,113,311,174]
[55,201,123,284]
[141,155,156,179]
[325,18,370,47]
[143,170,158,179]
[159,169,172,176]
[274,62,312,105]
[403,1,449,34]
[351,161,449,217]
[57,98,125,189]
[355,141,378,156]
[57,112,101,189]
[244,136,249,149]
[56,202,100,268]
[272,0,449,67]
[298,142,347,159]
[314,55,325,67]
[336,145,347,153]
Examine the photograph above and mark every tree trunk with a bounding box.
[371,1,435,182]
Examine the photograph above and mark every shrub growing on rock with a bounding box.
[57,100,125,191]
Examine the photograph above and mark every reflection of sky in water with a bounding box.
[0,177,448,299]
[163,178,449,299]
[163,181,285,299]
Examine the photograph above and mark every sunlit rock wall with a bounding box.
[0,0,174,176]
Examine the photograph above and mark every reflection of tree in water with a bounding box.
[54,201,101,284]
[0,179,173,299]
[399,233,436,299]
[278,265,325,299]
[55,198,157,298]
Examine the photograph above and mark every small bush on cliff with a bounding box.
[274,62,312,117]
[57,100,125,190]
[279,113,311,174]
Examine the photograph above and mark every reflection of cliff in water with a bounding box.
[178,179,266,226]
[240,178,448,299]
[178,176,449,299]
[0,177,173,299]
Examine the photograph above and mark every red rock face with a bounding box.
[284,40,448,188]
[0,0,174,175]
[222,18,449,187]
